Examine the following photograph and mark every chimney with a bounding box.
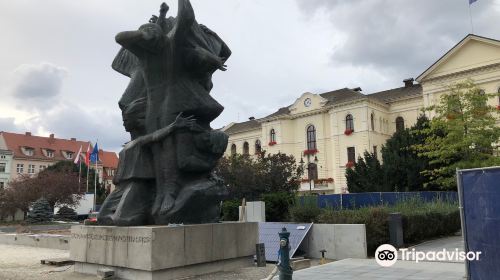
[352,87,362,92]
[403,78,414,87]
[49,134,54,139]
[70,138,76,141]
[25,132,31,136]
[249,117,255,120]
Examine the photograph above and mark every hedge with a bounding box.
[290,198,460,255]
[221,192,296,222]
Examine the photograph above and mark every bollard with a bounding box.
[278,227,293,280]
[319,249,327,265]
[256,243,266,267]
[389,212,404,248]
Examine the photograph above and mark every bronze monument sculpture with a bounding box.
[98,0,231,226]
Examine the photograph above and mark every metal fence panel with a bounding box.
[458,167,500,280]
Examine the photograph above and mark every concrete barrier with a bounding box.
[0,233,69,250]
[299,224,367,260]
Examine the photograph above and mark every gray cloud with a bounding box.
[2,0,500,151]
[0,117,21,133]
[296,0,500,85]
[9,62,67,110]
[25,103,128,152]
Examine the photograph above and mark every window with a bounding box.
[0,182,4,189]
[0,163,5,173]
[373,146,378,159]
[307,163,318,181]
[396,117,405,132]
[66,152,74,159]
[0,155,5,159]
[306,125,316,150]
[347,147,356,163]
[28,164,35,174]
[346,114,354,131]
[24,148,34,156]
[498,87,500,103]
[39,165,46,172]
[230,144,236,156]
[16,164,24,174]
[255,140,262,154]
[243,142,249,155]
[371,113,375,131]
[46,150,54,158]
[379,117,382,131]
[270,129,276,142]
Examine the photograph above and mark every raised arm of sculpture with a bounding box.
[115,22,164,58]
[128,113,196,148]
[168,0,195,40]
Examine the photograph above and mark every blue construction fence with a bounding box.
[299,191,458,209]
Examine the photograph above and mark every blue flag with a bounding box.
[469,0,477,4]
[90,143,99,163]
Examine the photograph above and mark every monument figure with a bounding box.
[98,0,230,226]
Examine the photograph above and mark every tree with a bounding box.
[381,115,435,192]
[215,152,303,200]
[346,151,384,193]
[6,161,84,212]
[416,80,500,189]
[27,197,53,223]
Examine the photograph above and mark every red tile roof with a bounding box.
[0,131,91,162]
[99,149,119,169]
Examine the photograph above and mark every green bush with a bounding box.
[289,196,322,223]
[317,199,460,255]
[261,192,295,222]
[221,199,241,221]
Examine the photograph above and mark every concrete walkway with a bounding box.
[407,236,464,262]
[281,258,465,280]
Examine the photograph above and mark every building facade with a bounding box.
[222,34,500,194]
[0,131,119,191]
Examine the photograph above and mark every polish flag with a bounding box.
[85,144,91,166]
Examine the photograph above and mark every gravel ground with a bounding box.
[0,244,282,280]
[0,244,92,280]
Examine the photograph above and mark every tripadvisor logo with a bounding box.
[375,244,482,267]
[375,244,398,267]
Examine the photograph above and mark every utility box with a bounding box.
[389,212,404,248]
[239,201,266,222]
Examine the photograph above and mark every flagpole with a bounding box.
[468,1,474,34]
[78,160,82,193]
[86,162,90,193]
[94,159,97,212]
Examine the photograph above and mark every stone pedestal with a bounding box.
[70,222,258,280]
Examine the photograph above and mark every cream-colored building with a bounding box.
[222,34,500,194]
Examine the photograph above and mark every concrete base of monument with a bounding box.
[70,222,258,280]
[74,257,253,280]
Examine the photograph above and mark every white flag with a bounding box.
[74,145,82,164]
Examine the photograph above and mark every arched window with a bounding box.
[255,140,262,154]
[230,144,236,156]
[270,129,276,142]
[396,117,405,132]
[307,163,318,181]
[346,114,354,131]
[497,87,500,104]
[243,142,249,155]
[370,113,375,131]
[306,125,316,150]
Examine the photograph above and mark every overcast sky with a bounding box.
[1,0,499,152]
